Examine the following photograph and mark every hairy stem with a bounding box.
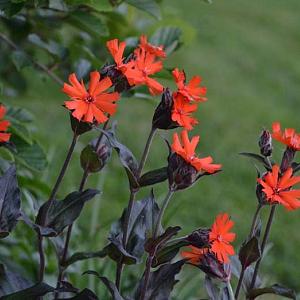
[0,33,63,86]
[249,205,276,292]
[139,189,174,300]
[115,127,157,290]
[235,203,262,299]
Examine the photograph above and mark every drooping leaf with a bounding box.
[124,0,161,20]
[83,272,124,300]
[100,128,139,188]
[58,288,99,300]
[106,190,160,265]
[28,34,68,59]
[0,166,21,238]
[35,189,100,236]
[135,261,184,300]
[239,237,261,270]
[248,284,296,300]
[0,282,54,299]
[239,152,272,170]
[0,264,31,297]
[150,27,182,55]
[62,249,107,268]
[68,11,109,37]
[139,167,168,187]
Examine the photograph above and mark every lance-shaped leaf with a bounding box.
[100,128,139,188]
[124,0,161,20]
[58,288,99,300]
[239,152,272,170]
[83,271,124,300]
[35,189,99,236]
[62,249,107,268]
[239,237,261,270]
[106,191,160,265]
[139,167,168,187]
[135,261,184,300]
[248,284,296,300]
[0,282,54,299]
[0,166,21,238]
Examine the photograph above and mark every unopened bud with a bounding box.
[258,130,272,157]
[280,147,296,173]
[186,228,210,248]
[152,88,178,130]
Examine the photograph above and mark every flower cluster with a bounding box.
[0,104,11,143]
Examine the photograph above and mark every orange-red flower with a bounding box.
[257,165,300,211]
[63,71,120,124]
[139,35,166,58]
[124,48,164,95]
[181,246,208,265]
[171,93,198,130]
[106,39,127,69]
[209,213,236,264]
[172,68,207,102]
[0,104,11,143]
[272,122,300,151]
[171,130,222,173]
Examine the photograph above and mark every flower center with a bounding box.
[85,95,94,103]
[217,234,223,242]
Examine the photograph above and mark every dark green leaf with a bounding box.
[28,34,68,59]
[0,264,31,297]
[0,282,54,299]
[135,261,184,300]
[49,0,68,11]
[106,190,160,265]
[80,145,103,173]
[10,51,31,71]
[239,152,272,170]
[83,272,124,300]
[204,276,229,300]
[58,288,98,300]
[150,27,182,55]
[100,128,139,188]
[68,11,109,37]
[0,166,21,238]
[248,284,296,300]
[62,249,107,268]
[124,0,161,19]
[36,189,100,236]
[139,167,168,187]
[239,237,261,269]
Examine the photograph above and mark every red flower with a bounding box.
[171,130,222,173]
[181,246,208,265]
[124,48,164,95]
[172,93,198,130]
[139,35,166,58]
[63,71,120,124]
[272,122,300,151]
[106,39,126,69]
[209,213,236,264]
[257,165,300,210]
[0,104,11,143]
[172,68,207,102]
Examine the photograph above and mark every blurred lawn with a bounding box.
[7,0,300,297]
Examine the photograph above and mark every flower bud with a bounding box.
[198,252,231,282]
[256,181,268,205]
[280,147,296,173]
[258,129,272,157]
[167,153,198,191]
[152,88,179,130]
[80,135,112,173]
[186,228,210,248]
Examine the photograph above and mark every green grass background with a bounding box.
[6,0,300,298]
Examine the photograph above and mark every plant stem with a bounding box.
[54,120,110,298]
[115,127,157,290]
[249,205,276,292]
[235,203,262,299]
[139,189,174,300]
[226,280,235,300]
[37,233,45,282]
[49,132,78,202]
[0,33,64,86]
